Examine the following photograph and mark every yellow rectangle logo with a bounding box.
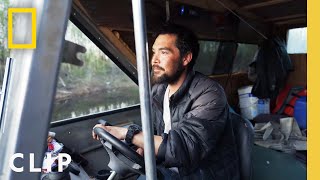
[8,8,37,49]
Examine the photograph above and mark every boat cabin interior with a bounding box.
[70,0,307,109]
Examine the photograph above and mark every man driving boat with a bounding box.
[93,24,240,179]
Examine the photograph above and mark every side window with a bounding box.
[195,40,258,75]
[232,43,258,73]
[52,21,139,121]
[287,27,307,54]
[194,41,220,75]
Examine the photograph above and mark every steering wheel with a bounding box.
[93,125,145,176]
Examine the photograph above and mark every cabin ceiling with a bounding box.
[73,0,306,50]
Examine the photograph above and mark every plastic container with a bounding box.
[240,106,258,120]
[294,96,307,129]
[257,99,270,114]
[238,86,259,119]
[238,85,253,95]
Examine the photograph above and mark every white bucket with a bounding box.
[238,85,253,95]
[240,106,258,120]
[238,86,258,119]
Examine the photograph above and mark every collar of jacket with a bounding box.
[153,69,196,107]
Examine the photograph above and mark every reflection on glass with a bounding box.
[232,43,258,73]
[194,41,220,75]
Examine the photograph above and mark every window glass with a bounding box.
[213,42,238,75]
[232,43,258,73]
[195,41,258,75]
[287,27,307,54]
[194,41,220,75]
[52,21,139,121]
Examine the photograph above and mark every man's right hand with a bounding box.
[92,124,163,156]
[92,124,128,141]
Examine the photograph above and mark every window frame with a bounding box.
[286,27,307,54]
[70,6,138,85]
[51,7,141,123]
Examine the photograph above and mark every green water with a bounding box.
[52,88,139,122]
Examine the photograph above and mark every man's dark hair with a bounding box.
[156,24,199,69]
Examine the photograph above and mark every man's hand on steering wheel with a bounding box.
[91,124,144,156]
[92,124,128,140]
[91,123,146,176]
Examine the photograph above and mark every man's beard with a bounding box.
[151,59,185,84]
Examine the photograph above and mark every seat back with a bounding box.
[230,112,254,180]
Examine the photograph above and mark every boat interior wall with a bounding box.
[286,54,307,87]
[210,73,253,111]
[98,27,137,67]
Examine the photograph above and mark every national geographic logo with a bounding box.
[8,8,36,49]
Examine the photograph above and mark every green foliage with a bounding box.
[0,0,10,81]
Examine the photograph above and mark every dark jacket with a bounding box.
[252,37,293,99]
[152,70,240,179]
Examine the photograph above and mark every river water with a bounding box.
[51,89,140,122]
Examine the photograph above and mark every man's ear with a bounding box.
[182,52,192,67]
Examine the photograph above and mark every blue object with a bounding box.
[294,96,307,129]
[257,99,264,114]
[180,5,185,15]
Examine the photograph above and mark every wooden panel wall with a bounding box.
[210,73,253,111]
[286,54,307,87]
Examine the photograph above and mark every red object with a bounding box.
[272,85,307,116]
[283,89,307,116]
[48,143,54,151]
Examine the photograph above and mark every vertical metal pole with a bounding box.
[0,0,72,179]
[131,0,157,179]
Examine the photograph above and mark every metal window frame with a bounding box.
[69,5,139,85]
[49,4,141,123]
[50,104,140,128]
[0,0,72,179]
